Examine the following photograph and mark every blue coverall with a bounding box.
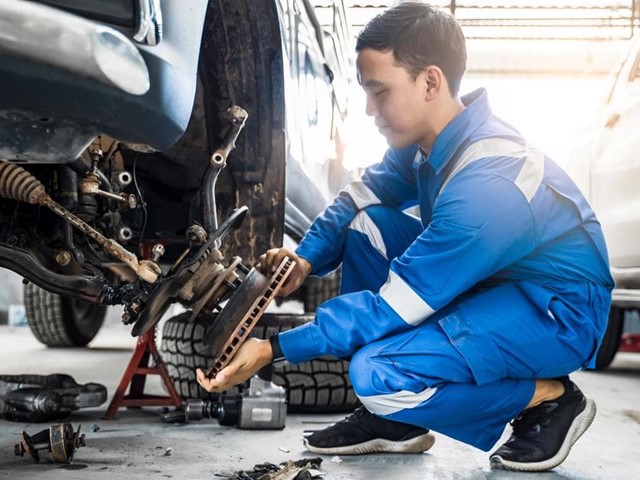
[278,88,614,451]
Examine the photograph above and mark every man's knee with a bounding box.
[349,345,404,398]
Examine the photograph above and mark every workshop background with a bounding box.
[1,1,640,479]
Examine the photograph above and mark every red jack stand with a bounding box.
[103,327,182,419]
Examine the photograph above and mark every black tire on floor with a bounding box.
[23,283,107,347]
[160,312,358,413]
[594,305,624,370]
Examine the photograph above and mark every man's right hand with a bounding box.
[258,247,312,297]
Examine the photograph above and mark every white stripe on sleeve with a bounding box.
[350,211,387,259]
[379,270,435,326]
[343,181,381,210]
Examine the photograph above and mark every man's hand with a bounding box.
[258,247,312,297]
[196,338,273,393]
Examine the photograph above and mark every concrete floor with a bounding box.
[0,309,639,480]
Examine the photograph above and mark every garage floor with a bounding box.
[0,309,638,480]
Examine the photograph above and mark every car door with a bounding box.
[589,36,640,269]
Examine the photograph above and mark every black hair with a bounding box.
[355,2,467,95]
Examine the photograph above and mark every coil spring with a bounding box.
[0,162,46,204]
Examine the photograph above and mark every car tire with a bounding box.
[23,283,107,347]
[160,311,358,413]
[300,270,341,312]
[594,305,624,370]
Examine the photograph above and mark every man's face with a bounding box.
[356,48,430,149]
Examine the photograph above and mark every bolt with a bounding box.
[151,244,165,262]
[55,250,72,267]
[186,225,207,247]
[126,194,137,209]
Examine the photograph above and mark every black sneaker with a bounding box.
[490,377,596,472]
[303,406,435,455]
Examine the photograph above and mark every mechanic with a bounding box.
[197,2,614,472]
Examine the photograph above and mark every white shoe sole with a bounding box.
[490,397,597,472]
[303,431,436,455]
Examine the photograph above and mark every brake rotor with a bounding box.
[204,257,294,377]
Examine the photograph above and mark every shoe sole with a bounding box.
[303,432,436,455]
[490,397,597,472]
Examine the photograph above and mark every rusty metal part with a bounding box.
[151,244,165,262]
[186,224,207,247]
[129,248,230,336]
[204,257,294,377]
[55,250,72,267]
[15,424,86,463]
[186,257,244,321]
[0,161,159,283]
[128,207,248,336]
[80,171,137,207]
[0,161,46,203]
[202,106,248,235]
[211,106,248,167]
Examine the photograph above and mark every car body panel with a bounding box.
[567,34,640,293]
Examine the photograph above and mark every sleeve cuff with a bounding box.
[277,322,324,364]
[269,334,285,363]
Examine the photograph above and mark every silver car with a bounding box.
[566,34,640,368]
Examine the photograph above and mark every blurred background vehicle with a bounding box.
[566,33,640,369]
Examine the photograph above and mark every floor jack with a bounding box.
[103,106,294,421]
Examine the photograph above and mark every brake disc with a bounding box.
[204,257,294,377]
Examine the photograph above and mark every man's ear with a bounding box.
[423,65,444,99]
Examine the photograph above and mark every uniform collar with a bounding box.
[423,88,492,173]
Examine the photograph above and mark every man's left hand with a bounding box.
[196,338,273,392]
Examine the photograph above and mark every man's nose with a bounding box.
[365,96,377,118]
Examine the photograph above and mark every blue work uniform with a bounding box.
[278,88,614,451]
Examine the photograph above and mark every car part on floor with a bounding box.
[221,457,323,480]
[0,374,107,422]
[14,423,85,463]
[161,373,286,430]
[23,282,107,347]
[161,312,358,413]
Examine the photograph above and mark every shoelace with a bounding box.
[510,402,558,435]
[343,406,371,424]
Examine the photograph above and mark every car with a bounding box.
[0,0,357,412]
[565,33,640,369]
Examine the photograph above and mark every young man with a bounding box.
[197,2,614,472]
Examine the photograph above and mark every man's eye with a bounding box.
[374,90,387,97]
